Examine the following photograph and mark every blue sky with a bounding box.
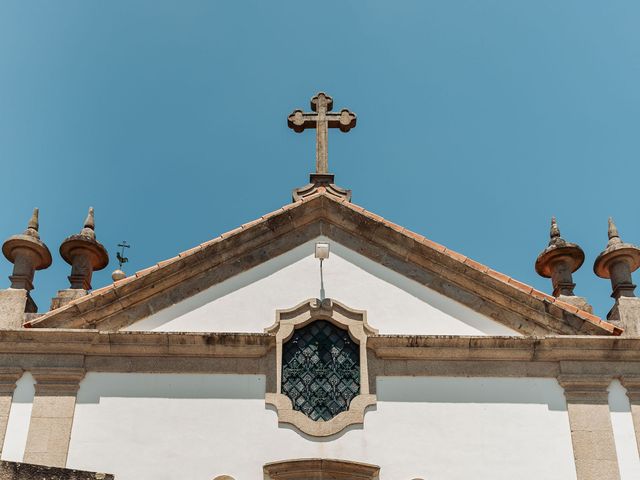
[1,1,639,318]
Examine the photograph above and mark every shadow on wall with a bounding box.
[377,377,568,411]
[75,373,266,404]
[609,379,632,413]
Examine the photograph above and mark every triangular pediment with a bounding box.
[26,191,619,336]
[123,237,521,336]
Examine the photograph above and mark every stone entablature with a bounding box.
[0,330,638,368]
[0,330,638,478]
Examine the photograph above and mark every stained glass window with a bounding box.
[281,320,360,421]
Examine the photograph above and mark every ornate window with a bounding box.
[282,320,360,421]
[265,298,377,437]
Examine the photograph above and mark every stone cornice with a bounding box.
[0,331,639,362]
[0,330,274,358]
[369,335,640,362]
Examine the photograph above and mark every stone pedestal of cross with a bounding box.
[288,92,356,202]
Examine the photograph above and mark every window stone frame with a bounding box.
[263,458,380,480]
[265,298,377,437]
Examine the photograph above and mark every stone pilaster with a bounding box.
[0,368,24,456]
[558,375,620,480]
[620,376,640,459]
[23,368,85,468]
[0,290,33,328]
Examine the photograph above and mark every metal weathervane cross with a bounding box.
[288,92,357,174]
[116,241,130,269]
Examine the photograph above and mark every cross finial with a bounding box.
[288,92,356,175]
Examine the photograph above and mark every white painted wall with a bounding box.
[1,372,34,462]
[609,380,640,479]
[126,237,519,336]
[67,373,574,480]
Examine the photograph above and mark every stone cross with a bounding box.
[288,93,357,174]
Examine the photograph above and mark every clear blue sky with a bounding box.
[1,1,639,318]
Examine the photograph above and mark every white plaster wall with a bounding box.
[608,380,640,480]
[1,372,34,462]
[126,237,519,335]
[67,373,574,480]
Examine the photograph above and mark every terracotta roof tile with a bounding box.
[135,265,158,278]
[220,226,243,239]
[157,255,181,268]
[241,218,263,229]
[199,236,223,249]
[463,258,490,273]
[530,288,556,303]
[554,299,579,315]
[507,278,534,295]
[178,245,202,258]
[487,269,511,284]
[113,275,136,288]
[443,248,468,264]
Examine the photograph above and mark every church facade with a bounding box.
[1,93,640,480]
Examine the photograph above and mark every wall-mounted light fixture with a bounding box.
[315,242,330,300]
[315,242,330,260]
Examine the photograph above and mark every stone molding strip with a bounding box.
[0,331,638,363]
[369,335,640,362]
[0,330,274,358]
[25,191,618,336]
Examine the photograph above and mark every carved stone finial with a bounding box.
[2,209,52,293]
[59,207,109,290]
[288,92,356,202]
[535,217,584,298]
[550,216,561,243]
[607,217,622,246]
[111,269,126,282]
[26,208,40,237]
[594,218,640,299]
[81,207,96,239]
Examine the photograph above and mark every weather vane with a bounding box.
[116,241,130,269]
